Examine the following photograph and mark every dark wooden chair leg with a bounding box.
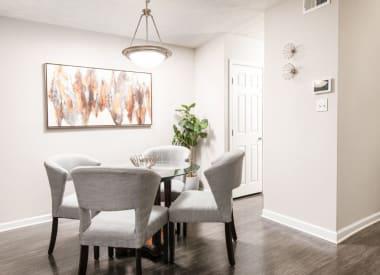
[136,248,142,275]
[163,224,169,263]
[93,246,99,260]
[231,212,237,241]
[225,222,235,266]
[78,245,89,275]
[169,222,175,264]
[108,247,114,258]
[176,223,181,235]
[183,223,187,238]
[48,217,58,255]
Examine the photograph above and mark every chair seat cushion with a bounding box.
[169,191,224,223]
[160,179,184,201]
[80,206,168,248]
[57,193,80,219]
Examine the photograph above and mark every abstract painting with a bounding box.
[45,63,152,128]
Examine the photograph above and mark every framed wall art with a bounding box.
[313,79,332,94]
[45,63,152,129]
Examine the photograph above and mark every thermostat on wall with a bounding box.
[313,79,332,94]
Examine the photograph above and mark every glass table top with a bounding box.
[151,164,200,180]
[101,162,199,182]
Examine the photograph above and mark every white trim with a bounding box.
[262,209,338,244]
[337,212,380,243]
[0,214,51,233]
[262,209,380,244]
[2,209,378,244]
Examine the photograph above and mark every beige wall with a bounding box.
[224,34,264,149]
[263,0,339,231]
[194,36,226,183]
[0,17,195,223]
[194,34,264,186]
[337,0,380,229]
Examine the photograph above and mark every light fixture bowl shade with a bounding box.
[122,45,172,68]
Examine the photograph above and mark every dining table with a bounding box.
[115,163,200,262]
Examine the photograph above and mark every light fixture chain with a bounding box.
[130,14,144,46]
[145,14,149,41]
[150,15,163,43]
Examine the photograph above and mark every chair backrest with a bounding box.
[45,154,101,179]
[71,167,161,244]
[44,154,101,217]
[204,150,245,222]
[143,145,190,168]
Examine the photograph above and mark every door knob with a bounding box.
[258,137,263,141]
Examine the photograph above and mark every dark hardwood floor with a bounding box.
[1,195,380,275]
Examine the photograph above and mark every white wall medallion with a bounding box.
[282,42,298,80]
[282,63,298,80]
[304,0,331,14]
[283,43,297,59]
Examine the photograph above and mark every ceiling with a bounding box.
[0,0,281,48]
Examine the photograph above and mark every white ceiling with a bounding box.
[0,0,281,48]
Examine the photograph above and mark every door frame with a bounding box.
[228,59,263,198]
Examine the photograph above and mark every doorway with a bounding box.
[229,61,263,198]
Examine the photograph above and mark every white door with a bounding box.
[229,61,263,198]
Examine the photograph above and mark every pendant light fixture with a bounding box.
[122,0,172,68]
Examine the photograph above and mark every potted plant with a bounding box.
[172,103,208,190]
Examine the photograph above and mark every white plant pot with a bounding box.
[185,176,200,191]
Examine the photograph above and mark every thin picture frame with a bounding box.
[313,79,332,94]
[44,63,153,129]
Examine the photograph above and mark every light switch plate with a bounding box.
[316,98,328,112]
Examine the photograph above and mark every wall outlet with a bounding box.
[316,98,328,112]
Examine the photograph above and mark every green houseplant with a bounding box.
[172,103,208,180]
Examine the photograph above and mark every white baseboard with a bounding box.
[337,212,380,243]
[262,209,380,244]
[0,214,51,233]
[2,208,379,243]
[262,209,338,244]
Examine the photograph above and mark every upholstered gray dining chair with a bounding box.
[168,150,244,266]
[143,145,192,236]
[44,154,101,255]
[71,167,167,275]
